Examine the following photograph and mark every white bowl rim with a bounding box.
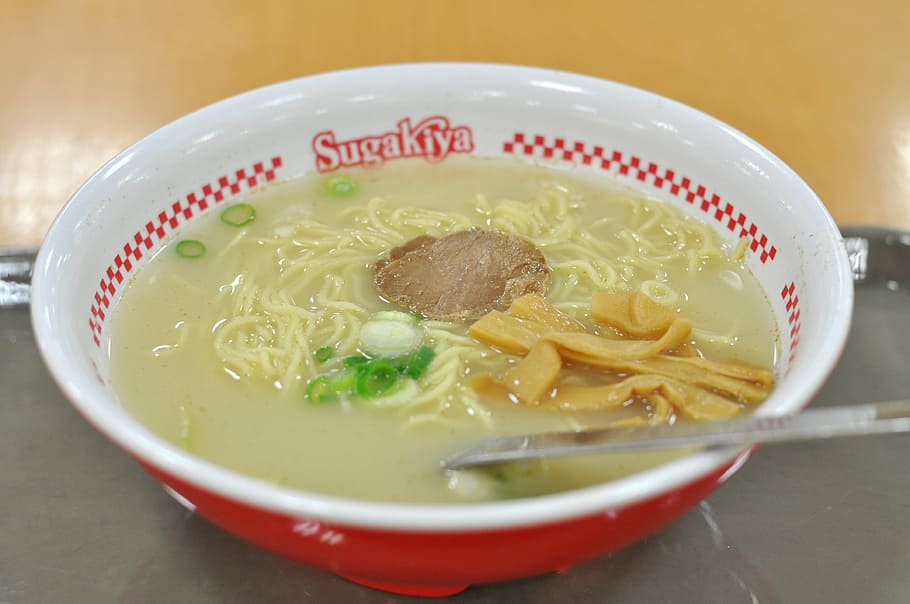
[30,62,854,532]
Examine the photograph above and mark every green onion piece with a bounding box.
[314,346,334,362]
[359,319,422,358]
[175,239,206,259]
[367,380,419,406]
[356,360,398,397]
[220,203,256,227]
[343,355,369,367]
[328,369,357,394]
[390,357,410,374]
[410,311,427,321]
[372,310,421,324]
[305,375,337,403]
[405,345,435,379]
[323,174,356,197]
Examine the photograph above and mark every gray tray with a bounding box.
[2,227,908,604]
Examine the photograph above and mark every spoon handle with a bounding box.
[441,400,910,470]
[0,248,35,309]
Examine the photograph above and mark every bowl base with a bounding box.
[341,575,469,597]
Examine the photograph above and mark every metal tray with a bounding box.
[2,226,908,603]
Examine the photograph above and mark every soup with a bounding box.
[109,158,778,503]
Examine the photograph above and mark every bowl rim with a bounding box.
[30,62,854,531]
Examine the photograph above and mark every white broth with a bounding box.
[109,158,777,503]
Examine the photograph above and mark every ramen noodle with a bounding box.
[109,158,778,503]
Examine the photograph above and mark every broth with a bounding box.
[109,158,778,503]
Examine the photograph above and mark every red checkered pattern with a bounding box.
[780,282,801,362]
[502,133,778,264]
[88,156,283,347]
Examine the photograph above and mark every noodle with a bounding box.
[109,160,780,502]
[207,183,748,426]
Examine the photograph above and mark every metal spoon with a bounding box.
[440,399,910,470]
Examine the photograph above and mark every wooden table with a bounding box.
[2,1,909,247]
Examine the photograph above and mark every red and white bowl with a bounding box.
[31,63,853,596]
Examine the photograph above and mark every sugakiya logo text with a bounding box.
[312,116,474,172]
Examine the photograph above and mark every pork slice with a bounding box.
[373,228,550,320]
[373,234,437,273]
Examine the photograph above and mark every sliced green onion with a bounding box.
[343,355,369,367]
[356,360,398,397]
[360,319,423,358]
[328,369,356,393]
[220,203,256,227]
[323,174,356,197]
[372,310,422,324]
[367,380,419,407]
[314,346,334,362]
[305,375,338,403]
[405,345,435,379]
[175,239,206,259]
[389,357,410,374]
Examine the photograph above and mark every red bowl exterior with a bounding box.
[140,451,748,592]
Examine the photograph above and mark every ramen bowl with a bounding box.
[31,63,852,596]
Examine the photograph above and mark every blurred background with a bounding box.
[1,0,909,247]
